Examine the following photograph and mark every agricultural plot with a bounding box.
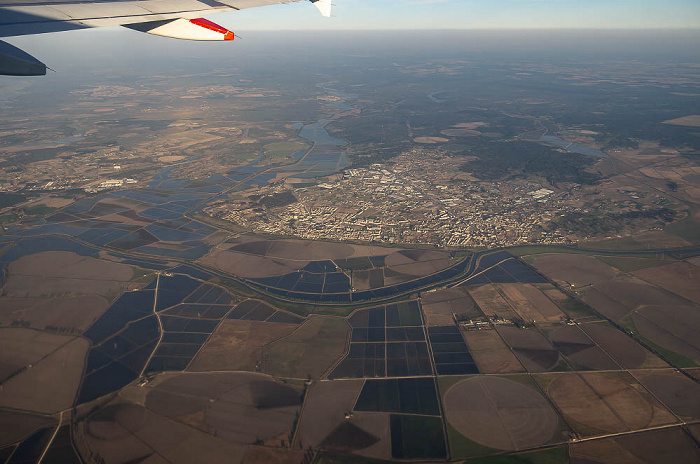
[421,288,482,326]
[2,427,57,464]
[496,326,563,372]
[0,410,56,449]
[632,370,700,422]
[0,328,76,380]
[389,415,447,460]
[149,276,237,373]
[0,294,110,334]
[459,251,548,286]
[427,326,479,375]
[75,398,249,464]
[538,372,677,437]
[570,426,700,464]
[79,289,157,403]
[632,261,700,304]
[228,299,304,324]
[532,254,700,367]
[463,329,525,373]
[577,274,700,366]
[35,425,83,464]
[442,375,563,452]
[2,250,134,298]
[541,285,600,321]
[209,239,470,302]
[263,316,350,379]
[330,301,432,378]
[548,325,620,370]
[316,412,391,461]
[295,380,367,452]
[497,283,566,323]
[530,253,618,287]
[188,319,299,372]
[631,303,700,366]
[354,377,440,415]
[143,372,303,446]
[0,330,88,413]
[468,284,520,321]
[579,322,667,369]
[28,191,218,260]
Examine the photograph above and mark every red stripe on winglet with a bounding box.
[189,18,235,40]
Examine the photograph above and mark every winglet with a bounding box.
[125,18,234,41]
[310,0,332,17]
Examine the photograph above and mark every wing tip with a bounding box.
[310,0,332,18]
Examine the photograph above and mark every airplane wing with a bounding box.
[0,0,331,75]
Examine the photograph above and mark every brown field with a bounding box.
[295,379,365,450]
[582,287,631,321]
[26,197,74,209]
[594,278,691,311]
[217,238,400,263]
[242,447,305,464]
[580,323,666,369]
[145,372,301,446]
[633,304,700,364]
[687,368,700,382]
[78,398,250,464]
[384,250,447,267]
[497,284,565,322]
[235,239,356,261]
[0,295,109,332]
[530,254,617,287]
[463,329,524,373]
[262,316,350,379]
[0,335,88,413]
[632,262,700,304]
[212,250,303,278]
[3,251,134,298]
[468,285,520,320]
[454,122,489,130]
[545,372,674,436]
[595,255,675,272]
[343,412,392,461]
[570,426,700,464]
[549,325,619,370]
[690,424,700,444]
[388,259,451,277]
[0,411,57,447]
[8,251,134,281]
[414,137,449,144]
[98,211,155,226]
[440,128,481,137]
[443,376,559,451]
[188,320,298,372]
[0,328,77,379]
[633,370,700,421]
[351,271,371,291]
[158,155,186,163]
[662,115,700,127]
[583,372,676,428]
[496,326,560,372]
[422,288,480,326]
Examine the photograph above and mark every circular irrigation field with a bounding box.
[443,376,559,451]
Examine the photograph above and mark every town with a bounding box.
[205,149,580,248]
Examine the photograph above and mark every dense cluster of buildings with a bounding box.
[206,150,581,248]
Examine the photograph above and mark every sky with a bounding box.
[220,0,700,30]
[2,0,699,74]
